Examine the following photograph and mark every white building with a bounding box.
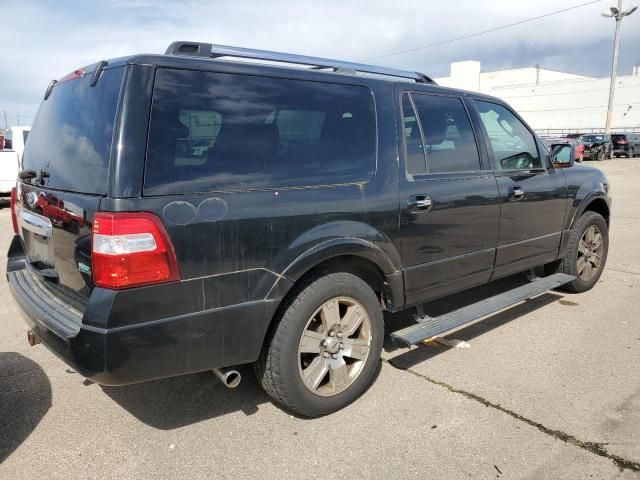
[435,61,640,134]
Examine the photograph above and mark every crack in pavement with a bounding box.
[605,266,640,277]
[384,358,640,473]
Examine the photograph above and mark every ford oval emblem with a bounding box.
[27,191,38,208]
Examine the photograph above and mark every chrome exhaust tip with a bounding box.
[212,367,241,389]
[27,329,41,346]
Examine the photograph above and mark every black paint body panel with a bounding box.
[7,52,611,386]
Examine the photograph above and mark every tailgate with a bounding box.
[13,62,126,301]
[15,185,100,301]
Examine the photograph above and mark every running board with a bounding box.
[391,273,575,347]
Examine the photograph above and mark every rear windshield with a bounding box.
[144,69,376,195]
[611,135,626,141]
[22,66,125,194]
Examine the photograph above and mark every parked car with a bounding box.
[579,133,613,161]
[611,133,640,158]
[541,136,583,162]
[7,42,611,417]
[0,126,30,195]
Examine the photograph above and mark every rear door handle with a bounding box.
[408,194,433,211]
[511,186,525,200]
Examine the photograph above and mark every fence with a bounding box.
[535,127,640,136]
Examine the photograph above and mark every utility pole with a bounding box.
[2,111,7,129]
[602,1,637,133]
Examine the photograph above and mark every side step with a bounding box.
[391,273,575,347]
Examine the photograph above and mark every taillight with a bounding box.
[10,187,18,234]
[91,212,180,289]
[617,139,628,144]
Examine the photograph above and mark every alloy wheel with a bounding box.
[297,296,372,397]
[577,225,604,281]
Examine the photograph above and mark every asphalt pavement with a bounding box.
[1,159,639,479]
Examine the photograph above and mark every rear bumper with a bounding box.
[8,267,278,386]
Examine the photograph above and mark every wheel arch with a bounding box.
[571,194,610,229]
[266,239,405,314]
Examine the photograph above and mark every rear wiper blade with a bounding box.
[18,169,50,184]
[18,169,37,180]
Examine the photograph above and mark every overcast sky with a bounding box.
[1,0,639,126]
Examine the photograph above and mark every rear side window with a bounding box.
[411,94,480,174]
[22,67,124,194]
[144,69,376,195]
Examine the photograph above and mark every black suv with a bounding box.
[7,42,611,417]
[612,133,640,158]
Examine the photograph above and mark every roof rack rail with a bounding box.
[165,41,436,85]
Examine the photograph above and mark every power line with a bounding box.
[362,0,603,61]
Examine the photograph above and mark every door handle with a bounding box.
[408,195,433,211]
[511,186,525,200]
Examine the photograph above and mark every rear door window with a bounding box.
[401,93,427,176]
[144,69,377,195]
[411,94,481,174]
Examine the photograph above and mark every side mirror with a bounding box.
[550,143,575,169]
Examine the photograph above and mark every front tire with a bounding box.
[556,211,609,293]
[255,272,383,417]
[597,150,605,161]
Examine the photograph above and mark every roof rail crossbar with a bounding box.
[165,41,436,84]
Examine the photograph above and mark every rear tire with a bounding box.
[628,148,634,159]
[553,211,608,293]
[255,272,383,417]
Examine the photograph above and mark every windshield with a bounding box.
[22,66,125,194]
[580,135,604,143]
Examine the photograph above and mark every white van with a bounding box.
[0,126,31,194]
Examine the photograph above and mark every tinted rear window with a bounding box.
[411,93,480,174]
[22,66,124,194]
[144,69,376,195]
